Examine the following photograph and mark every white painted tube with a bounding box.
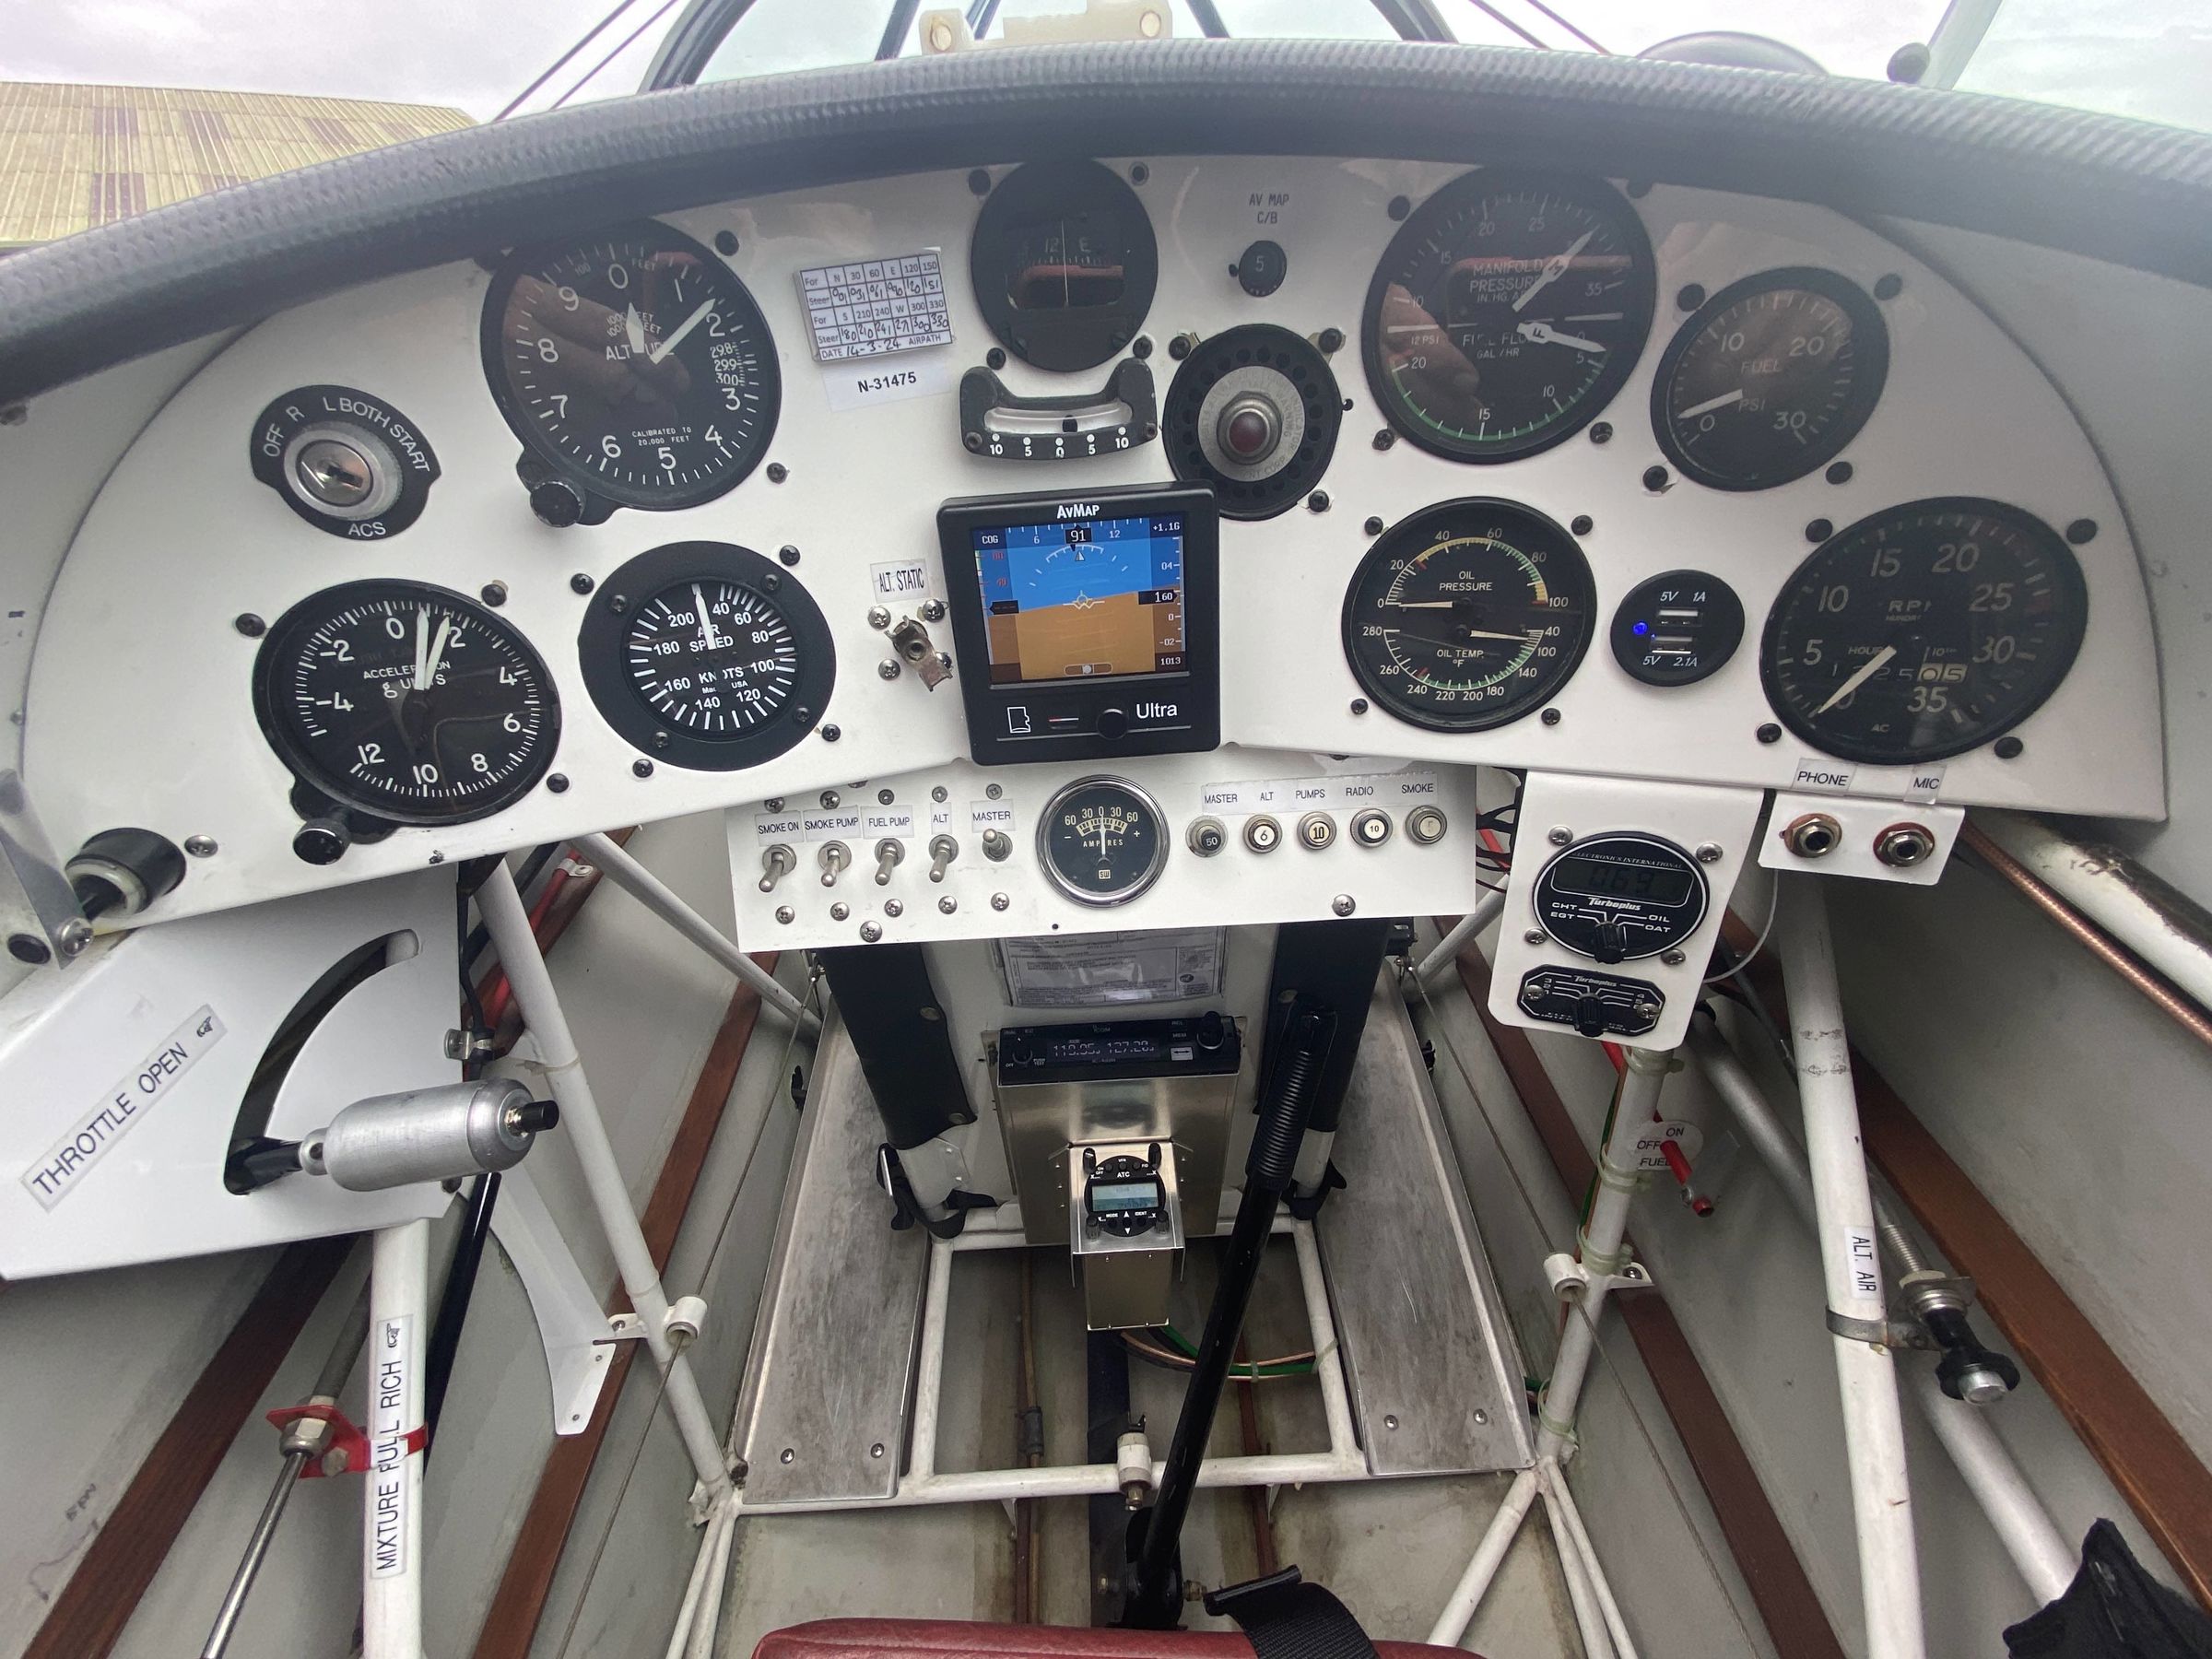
[907,1234,958,1482]
[1776,877,1927,1659]
[362,1220,429,1659]
[1414,890,1508,986]
[1292,1221,1358,1461]
[575,832,818,1033]
[1542,1471,1617,1659]
[1977,811,2212,1013]
[478,862,732,1502]
[1544,1457,1641,1659]
[663,1509,725,1659]
[1427,1465,1539,1647]
[686,1506,738,1659]
[1906,1367,2077,1605]
[1698,1019,2076,1607]
[1535,1047,1670,1460]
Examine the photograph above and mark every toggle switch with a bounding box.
[928,835,959,882]
[818,841,851,888]
[981,829,1012,862]
[874,838,905,885]
[758,843,796,894]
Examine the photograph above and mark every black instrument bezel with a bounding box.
[577,541,835,771]
[1161,323,1343,521]
[937,481,1221,767]
[252,578,561,827]
[1360,169,1655,464]
[478,218,781,512]
[1532,831,1710,963]
[971,161,1159,374]
[1652,265,1890,492]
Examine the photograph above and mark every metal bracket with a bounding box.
[1544,1251,1653,1300]
[484,1166,619,1436]
[600,1312,649,1344]
[0,769,89,968]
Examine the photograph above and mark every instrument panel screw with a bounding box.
[1524,930,1547,946]
[779,545,801,566]
[184,835,218,858]
[547,773,570,793]
[781,1447,796,1465]
[867,606,891,630]
[632,759,653,778]
[932,785,948,803]
[1349,698,1369,715]
[775,906,794,924]
[609,594,629,615]
[1806,517,1833,543]
[1387,194,1411,220]
[920,598,947,622]
[1695,841,1724,864]
[871,1442,887,1458]
[878,659,901,680]
[7,933,51,965]
[1826,461,1854,485]
[2066,518,2098,545]
[1626,180,1653,199]
[1540,707,1562,726]
[766,463,788,483]
[1307,490,1330,513]
[985,347,1006,371]
[1547,826,1573,846]
[1662,949,1687,966]
[1332,895,1356,917]
[985,782,1004,800]
[1371,428,1395,451]
[1677,283,1706,312]
[1589,421,1613,445]
[1634,1000,1662,1020]
[1316,327,1345,354]
[1168,334,1194,360]
[1994,735,2025,759]
[1570,515,1594,535]
[968,168,992,197]
[56,918,93,955]
[428,852,445,866]
[992,892,1010,912]
[860,921,882,942]
[1133,335,1153,359]
[234,612,265,637]
[570,572,594,594]
[1874,273,1903,300]
[1757,723,1783,744]
[830,902,850,922]
[652,731,670,749]
[1363,515,1384,535]
[884,900,903,918]
[479,582,507,607]
[821,724,841,742]
[820,791,841,808]
[1130,162,1150,185]
[1383,1414,1398,1430]
[715,230,740,255]
[1641,465,1669,491]
[877,788,895,805]
[939,896,959,914]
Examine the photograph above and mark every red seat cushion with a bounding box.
[753,1618,1477,1659]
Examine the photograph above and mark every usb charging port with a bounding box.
[1654,606,1702,622]
[1648,635,1696,655]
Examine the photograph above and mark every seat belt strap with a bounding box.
[1206,1568,1381,1659]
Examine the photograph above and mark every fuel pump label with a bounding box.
[21,1005,225,1211]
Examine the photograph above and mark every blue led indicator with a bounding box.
[1632,620,1649,636]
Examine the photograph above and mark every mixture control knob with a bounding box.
[1097,707,1129,740]
[528,477,586,528]
[927,835,959,882]
[1196,1010,1225,1052]
[981,829,1012,862]
[873,838,906,885]
[758,843,796,893]
[818,841,851,888]
[1573,995,1610,1040]
[292,818,352,866]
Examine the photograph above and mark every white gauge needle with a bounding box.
[692,583,721,652]
[1512,229,1593,314]
[1816,644,1896,713]
[412,606,430,688]
[649,300,717,364]
[1678,388,1746,419]
[418,614,454,690]
[1516,320,1605,352]
[624,303,647,356]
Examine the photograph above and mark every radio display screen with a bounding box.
[971,512,1186,685]
[1088,1179,1164,1214]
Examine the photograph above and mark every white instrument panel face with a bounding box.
[19,157,2161,928]
[725,749,1477,951]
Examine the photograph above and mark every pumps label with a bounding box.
[22,1006,225,1211]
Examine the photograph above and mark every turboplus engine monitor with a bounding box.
[937,482,1220,764]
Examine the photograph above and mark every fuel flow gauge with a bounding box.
[1610,570,1744,687]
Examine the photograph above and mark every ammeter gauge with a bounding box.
[1038,777,1167,906]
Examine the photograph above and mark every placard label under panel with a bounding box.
[1200,769,1440,814]
[999,930,1226,1007]
[797,252,953,360]
[22,1005,226,1210]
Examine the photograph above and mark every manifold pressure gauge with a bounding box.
[1531,832,1709,964]
[1038,777,1167,906]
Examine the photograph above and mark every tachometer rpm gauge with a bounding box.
[1362,171,1655,462]
[482,221,780,511]
[1038,777,1167,906]
[1341,500,1597,731]
[1761,499,2088,764]
[253,581,559,824]
[1654,268,1888,491]
[578,542,835,771]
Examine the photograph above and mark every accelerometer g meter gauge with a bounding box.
[1530,832,1708,964]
